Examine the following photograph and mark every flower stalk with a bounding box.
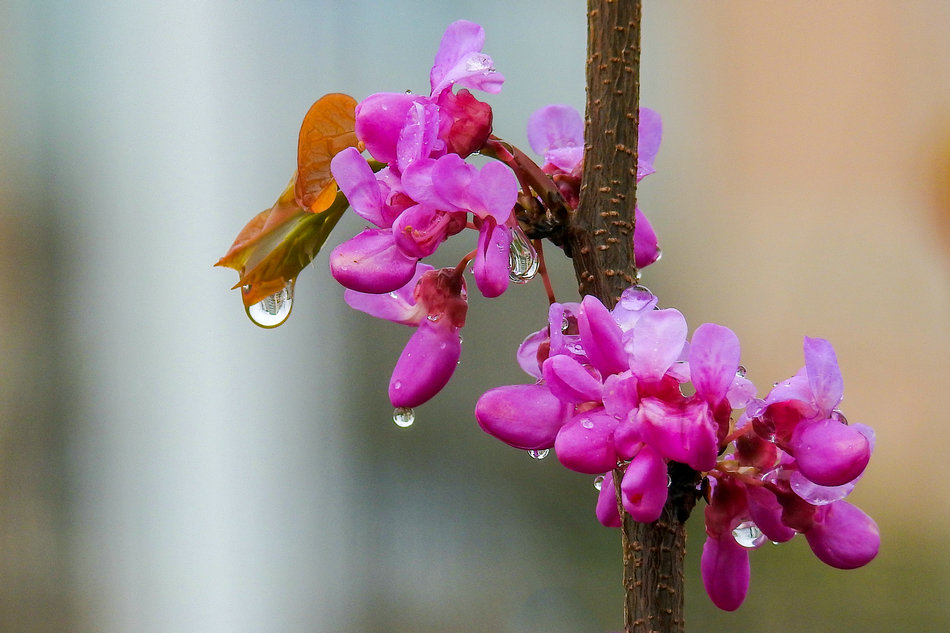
[573,1,693,631]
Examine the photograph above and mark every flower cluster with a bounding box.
[475,286,878,610]
[333,21,663,411]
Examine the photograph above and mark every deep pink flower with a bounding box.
[345,265,467,408]
[804,500,880,569]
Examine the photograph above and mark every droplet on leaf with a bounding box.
[245,279,295,328]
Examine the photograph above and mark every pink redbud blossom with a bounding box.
[804,500,880,569]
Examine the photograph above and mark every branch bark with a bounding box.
[569,2,699,631]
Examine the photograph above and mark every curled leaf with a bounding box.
[295,93,360,213]
[216,180,348,306]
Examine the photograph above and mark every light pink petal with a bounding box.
[473,161,518,223]
[476,383,570,451]
[396,100,442,173]
[636,107,662,180]
[527,104,584,162]
[689,323,741,405]
[701,534,750,611]
[342,264,432,325]
[803,336,844,414]
[429,21,503,96]
[516,328,548,380]
[602,371,639,420]
[626,308,688,382]
[389,321,461,408]
[330,147,386,226]
[329,228,418,293]
[637,397,718,472]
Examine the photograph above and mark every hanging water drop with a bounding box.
[732,521,766,548]
[736,365,747,378]
[508,225,540,283]
[527,448,549,460]
[245,279,295,328]
[593,475,605,491]
[393,407,415,428]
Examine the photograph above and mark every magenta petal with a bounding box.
[792,418,870,487]
[633,207,660,268]
[329,229,419,293]
[542,355,603,404]
[389,321,461,408]
[626,308,688,382]
[701,534,750,611]
[473,219,511,298]
[602,371,639,420]
[475,384,569,450]
[554,410,620,474]
[354,92,418,165]
[746,485,796,543]
[637,397,718,472]
[621,445,668,523]
[330,147,386,226]
[805,501,879,569]
[689,323,741,405]
[392,204,450,258]
[595,471,623,528]
[578,295,628,376]
[803,336,844,414]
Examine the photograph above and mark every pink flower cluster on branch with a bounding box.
[331,21,662,411]
[475,287,878,610]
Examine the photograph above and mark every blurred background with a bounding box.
[1,1,948,631]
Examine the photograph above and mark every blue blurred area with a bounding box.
[1,1,948,631]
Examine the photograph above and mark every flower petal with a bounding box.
[554,409,620,474]
[475,384,569,450]
[578,295,628,376]
[343,264,432,325]
[331,147,387,226]
[701,534,750,611]
[621,445,668,523]
[626,308,688,382]
[473,219,511,298]
[542,354,604,404]
[329,228,418,293]
[389,320,461,408]
[689,323,741,405]
[803,336,844,414]
[805,500,879,569]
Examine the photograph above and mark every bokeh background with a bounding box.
[1,1,948,631]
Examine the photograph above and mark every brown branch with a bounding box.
[572,2,699,632]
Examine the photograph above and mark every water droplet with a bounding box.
[527,449,549,460]
[736,365,747,378]
[619,284,655,311]
[465,54,493,73]
[245,279,295,328]
[593,475,605,491]
[427,314,441,322]
[732,521,766,548]
[831,409,849,425]
[581,417,595,430]
[393,407,415,428]
[653,247,663,262]
[508,226,539,283]
[667,474,673,488]
[404,89,413,94]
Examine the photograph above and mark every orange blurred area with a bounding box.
[1,1,947,632]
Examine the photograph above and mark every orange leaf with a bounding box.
[295,93,360,213]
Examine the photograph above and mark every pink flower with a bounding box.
[345,265,467,408]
